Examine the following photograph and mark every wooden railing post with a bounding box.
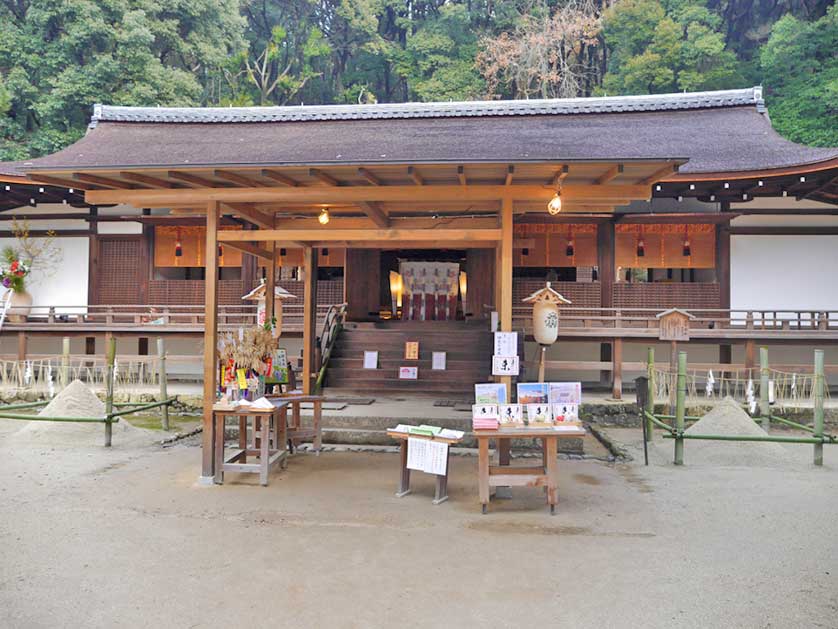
[157,337,169,432]
[645,347,655,442]
[105,336,116,447]
[61,337,70,389]
[674,351,686,466]
[759,346,770,431]
[813,349,824,467]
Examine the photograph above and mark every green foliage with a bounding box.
[0,0,835,159]
[601,0,742,94]
[760,6,838,146]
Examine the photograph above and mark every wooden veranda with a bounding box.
[28,160,679,478]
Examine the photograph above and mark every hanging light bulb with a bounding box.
[174,228,183,257]
[547,189,562,215]
[318,207,330,225]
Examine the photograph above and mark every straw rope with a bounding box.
[0,357,162,396]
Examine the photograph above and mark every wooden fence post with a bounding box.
[104,337,115,447]
[61,336,70,389]
[813,349,824,467]
[759,346,770,431]
[674,351,686,465]
[645,347,655,442]
[157,337,169,431]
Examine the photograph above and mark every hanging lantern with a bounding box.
[388,271,403,318]
[523,282,571,346]
[565,228,575,257]
[174,228,183,257]
[318,207,330,225]
[682,227,691,257]
[547,189,562,215]
[637,226,645,258]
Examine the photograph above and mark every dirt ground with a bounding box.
[1,419,837,629]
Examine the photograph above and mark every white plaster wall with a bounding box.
[731,234,838,312]
[0,236,89,314]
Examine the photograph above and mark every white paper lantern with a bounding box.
[532,300,559,345]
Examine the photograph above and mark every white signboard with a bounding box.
[494,331,518,357]
[399,366,418,380]
[363,351,379,369]
[407,437,449,475]
[548,382,582,406]
[492,355,520,376]
[472,404,499,420]
[432,351,447,370]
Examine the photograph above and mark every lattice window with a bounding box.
[96,238,144,305]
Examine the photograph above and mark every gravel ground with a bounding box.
[0,419,836,629]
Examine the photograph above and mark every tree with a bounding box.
[759,5,838,146]
[600,0,742,95]
[478,0,604,99]
[0,0,246,160]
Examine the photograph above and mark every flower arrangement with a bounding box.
[0,248,30,292]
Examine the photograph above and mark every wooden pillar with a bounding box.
[302,246,319,395]
[598,220,615,384]
[265,242,276,325]
[465,249,494,318]
[744,339,755,374]
[612,338,622,399]
[497,196,514,486]
[716,220,732,368]
[87,207,99,304]
[200,200,220,480]
[17,331,26,362]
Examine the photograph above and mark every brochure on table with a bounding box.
[389,424,465,476]
[471,381,583,429]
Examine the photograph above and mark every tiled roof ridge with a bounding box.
[90,87,764,126]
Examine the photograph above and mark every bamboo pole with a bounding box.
[157,337,169,431]
[61,337,70,389]
[104,337,116,447]
[813,349,825,466]
[645,347,654,442]
[759,346,770,430]
[674,351,686,465]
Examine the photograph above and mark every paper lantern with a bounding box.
[459,271,467,315]
[389,271,403,317]
[522,282,571,346]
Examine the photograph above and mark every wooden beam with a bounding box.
[214,170,268,188]
[222,202,275,230]
[221,240,273,263]
[727,226,838,236]
[120,172,174,188]
[551,165,569,187]
[797,173,838,201]
[201,200,220,479]
[168,171,219,188]
[218,228,502,243]
[638,163,679,186]
[504,165,515,187]
[357,167,382,186]
[457,165,467,186]
[27,175,92,191]
[309,168,340,186]
[86,184,651,206]
[274,216,499,230]
[595,164,624,185]
[73,173,132,190]
[302,247,318,395]
[260,169,300,187]
[408,166,424,186]
[356,201,389,228]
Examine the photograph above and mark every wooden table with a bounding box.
[267,394,324,454]
[386,430,463,505]
[475,426,587,515]
[213,405,289,486]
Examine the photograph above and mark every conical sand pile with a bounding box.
[681,397,792,467]
[9,380,155,447]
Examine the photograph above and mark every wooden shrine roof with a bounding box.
[18,87,838,179]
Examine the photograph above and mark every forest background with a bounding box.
[1,0,836,162]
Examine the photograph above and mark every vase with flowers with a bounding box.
[0,220,60,323]
[1,248,33,321]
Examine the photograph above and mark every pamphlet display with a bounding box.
[526,403,552,427]
[472,403,500,430]
[517,382,549,405]
[387,424,464,505]
[552,403,579,423]
[548,382,582,406]
[499,403,524,426]
[474,382,507,405]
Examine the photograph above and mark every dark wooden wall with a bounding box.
[345,249,381,320]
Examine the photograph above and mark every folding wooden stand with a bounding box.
[213,405,289,486]
[387,430,463,505]
[475,427,586,515]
